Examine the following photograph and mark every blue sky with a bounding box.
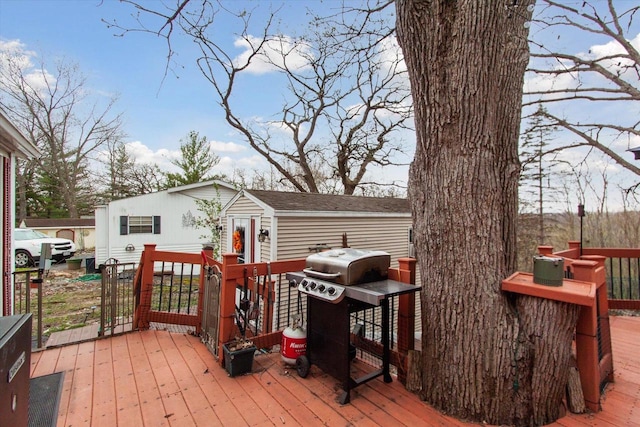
[1,0,639,211]
[0,0,333,178]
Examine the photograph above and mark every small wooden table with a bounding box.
[502,272,595,306]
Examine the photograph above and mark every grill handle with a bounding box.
[303,268,341,280]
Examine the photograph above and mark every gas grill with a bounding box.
[286,248,420,404]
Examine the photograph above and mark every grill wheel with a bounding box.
[296,355,310,378]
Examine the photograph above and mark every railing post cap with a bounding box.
[538,245,554,255]
[571,259,599,267]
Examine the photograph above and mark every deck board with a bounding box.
[141,330,195,426]
[28,315,640,427]
[54,343,79,427]
[64,341,96,426]
[92,338,117,427]
[126,332,170,427]
[111,332,144,427]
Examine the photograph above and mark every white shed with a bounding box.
[221,189,414,269]
[95,180,238,264]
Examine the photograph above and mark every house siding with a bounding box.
[225,197,263,215]
[95,181,237,265]
[275,216,412,266]
[1,112,38,315]
[272,215,421,341]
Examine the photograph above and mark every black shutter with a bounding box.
[153,216,161,234]
[120,216,128,235]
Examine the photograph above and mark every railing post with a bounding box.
[135,244,156,330]
[396,257,417,384]
[219,253,239,365]
[568,240,581,252]
[579,255,614,384]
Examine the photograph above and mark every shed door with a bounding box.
[229,217,257,264]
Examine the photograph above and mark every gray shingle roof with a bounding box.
[245,190,409,214]
[23,218,95,228]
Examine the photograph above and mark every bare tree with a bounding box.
[128,161,166,196]
[0,46,125,219]
[106,0,412,195]
[98,140,166,201]
[520,105,564,242]
[525,1,640,181]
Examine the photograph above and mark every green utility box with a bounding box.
[532,256,564,286]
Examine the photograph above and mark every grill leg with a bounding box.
[382,298,392,383]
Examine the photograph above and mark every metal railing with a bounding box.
[581,246,640,310]
[12,268,44,348]
[99,260,137,337]
[604,257,640,300]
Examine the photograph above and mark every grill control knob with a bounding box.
[318,284,326,293]
[327,287,336,296]
[309,281,317,290]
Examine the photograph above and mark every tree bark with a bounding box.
[406,349,423,393]
[395,1,580,425]
[566,353,586,414]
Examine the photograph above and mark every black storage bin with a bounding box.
[85,257,96,274]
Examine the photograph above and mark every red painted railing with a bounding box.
[134,244,205,331]
[544,241,640,310]
[134,247,419,384]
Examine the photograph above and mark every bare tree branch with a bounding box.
[111,0,410,194]
[524,0,640,184]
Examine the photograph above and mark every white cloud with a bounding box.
[233,35,312,75]
[209,140,246,153]
[123,140,176,170]
[123,139,261,177]
[579,32,640,77]
[0,38,53,93]
[377,35,407,76]
[523,60,580,100]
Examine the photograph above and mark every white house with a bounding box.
[0,112,39,316]
[94,180,238,265]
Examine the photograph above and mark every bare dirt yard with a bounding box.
[22,261,103,342]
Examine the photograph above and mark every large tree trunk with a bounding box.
[396,1,579,425]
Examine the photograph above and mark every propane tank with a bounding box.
[281,314,307,365]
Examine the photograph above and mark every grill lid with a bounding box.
[304,248,390,286]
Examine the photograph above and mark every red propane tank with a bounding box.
[281,324,307,365]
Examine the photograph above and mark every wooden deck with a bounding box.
[30,315,640,426]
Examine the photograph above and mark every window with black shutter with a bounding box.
[120,216,161,234]
[120,216,128,235]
